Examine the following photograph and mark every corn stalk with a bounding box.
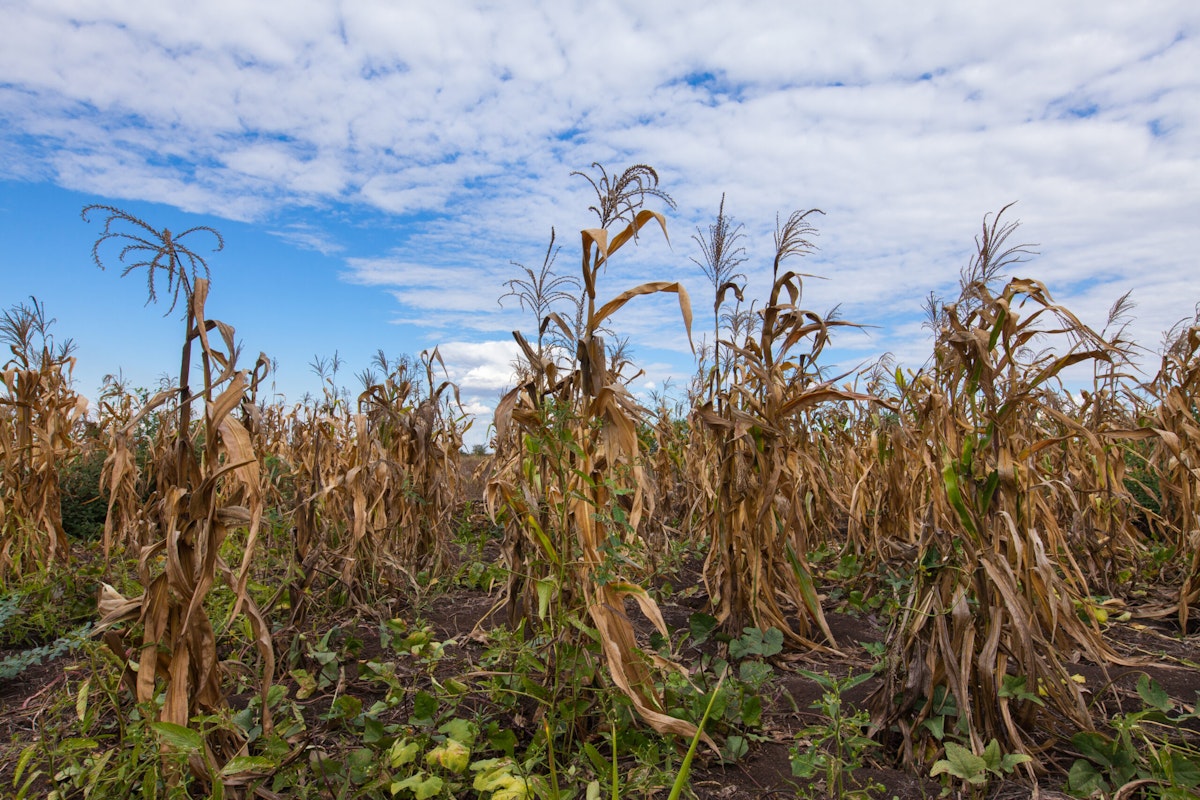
[488,164,711,746]
[0,299,86,583]
[696,261,874,648]
[85,207,274,789]
[96,280,275,787]
[1127,309,1200,629]
[867,208,1127,769]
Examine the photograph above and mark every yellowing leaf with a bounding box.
[391,773,444,799]
[426,739,470,773]
[389,739,419,768]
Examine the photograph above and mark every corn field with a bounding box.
[1,174,1198,799]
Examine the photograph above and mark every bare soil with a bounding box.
[3,518,1198,799]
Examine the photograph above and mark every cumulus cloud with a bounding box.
[2,0,1198,406]
[435,340,521,393]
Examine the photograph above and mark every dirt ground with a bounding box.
[3,526,1199,799]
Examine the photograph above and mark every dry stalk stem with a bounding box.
[489,164,711,746]
[868,208,1131,769]
[0,301,86,582]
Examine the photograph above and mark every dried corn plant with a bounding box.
[95,281,275,787]
[340,351,463,590]
[801,400,874,554]
[643,390,698,546]
[867,207,1127,769]
[85,207,273,788]
[1131,306,1200,629]
[828,360,913,568]
[280,350,465,615]
[1039,294,1147,594]
[694,215,873,647]
[0,298,87,583]
[487,163,710,744]
[279,368,349,620]
[95,373,169,558]
[691,193,748,407]
[236,354,290,518]
[500,227,579,371]
[377,349,466,575]
[250,393,298,516]
[310,403,390,595]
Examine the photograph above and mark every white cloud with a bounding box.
[2,0,1198,399]
[267,223,344,255]
[434,340,521,394]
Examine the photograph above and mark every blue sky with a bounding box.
[1,2,1198,446]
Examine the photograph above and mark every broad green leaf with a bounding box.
[988,307,1007,351]
[1136,675,1172,712]
[931,742,987,784]
[980,469,1000,516]
[760,627,783,657]
[738,659,772,689]
[980,739,1001,770]
[1071,732,1116,768]
[389,739,420,768]
[721,734,748,763]
[487,726,517,757]
[266,682,288,707]
[961,433,976,466]
[363,715,385,744]
[151,721,203,752]
[740,694,763,727]
[327,695,362,721]
[1168,752,1200,788]
[791,749,823,778]
[1067,759,1108,796]
[1000,753,1033,772]
[729,629,756,660]
[999,674,1045,707]
[921,715,946,741]
[412,690,437,725]
[942,458,979,537]
[439,718,477,746]
[784,541,837,645]
[688,613,718,645]
[391,773,444,799]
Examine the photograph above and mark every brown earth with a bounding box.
[3,518,1198,799]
